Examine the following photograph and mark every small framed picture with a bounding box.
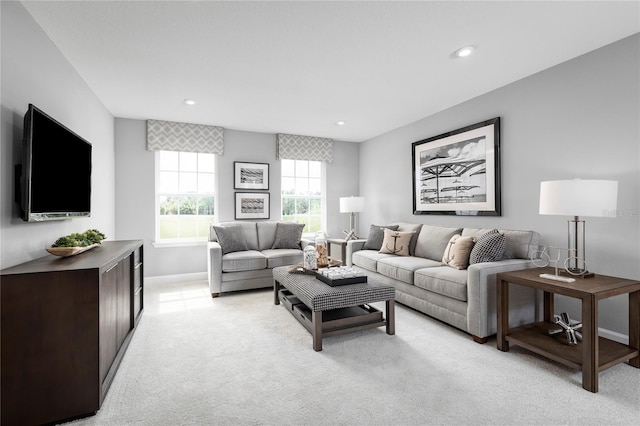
[235,192,270,220]
[234,161,269,190]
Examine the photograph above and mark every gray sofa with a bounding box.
[347,222,541,343]
[207,221,307,297]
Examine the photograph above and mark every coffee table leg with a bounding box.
[312,310,323,351]
[386,299,395,335]
[274,280,280,305]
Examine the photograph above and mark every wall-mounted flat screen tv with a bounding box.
[20,104,92,222]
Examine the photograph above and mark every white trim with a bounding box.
[599,327,629,345]
[146,272,208,285]
[152,240,207,248]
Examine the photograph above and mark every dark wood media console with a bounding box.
[1,240,143,425]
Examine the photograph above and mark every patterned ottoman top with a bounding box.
[273,266,395,311]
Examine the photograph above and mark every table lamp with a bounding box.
[539,179,618,278]
[339,196,365,240]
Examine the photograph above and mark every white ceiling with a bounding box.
[22,1,640,142]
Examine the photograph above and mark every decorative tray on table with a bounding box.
[315,266,367,286]
[288,258,342,275]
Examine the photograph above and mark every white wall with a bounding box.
[0,1,115,269]
[114,119,359,277]
[358,34,640,336]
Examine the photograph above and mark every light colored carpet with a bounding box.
[68,279,640,425]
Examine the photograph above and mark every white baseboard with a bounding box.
[598,327,629,345]
[146,272,207,285]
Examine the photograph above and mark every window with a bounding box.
[281,159,324,234]
[156,151,216,242]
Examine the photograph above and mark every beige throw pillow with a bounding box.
[442,235,476,270]
[379,229,414,256]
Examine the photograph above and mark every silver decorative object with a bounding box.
[548,312,583,345]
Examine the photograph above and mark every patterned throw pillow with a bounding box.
[363,225,400,250]
[213,225,249,255]
[378,229,414,256]
[469,229,506,264]
[271,222,305,249]
[442,235,476,270]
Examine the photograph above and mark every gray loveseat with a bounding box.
[207,221,307,297]
[347,222,541,343]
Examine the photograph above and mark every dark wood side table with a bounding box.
[497,267,640,393]
[327,238,348,264]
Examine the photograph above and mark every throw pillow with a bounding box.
[442,235,476,270]
[363,225,400,250]
[378,229,414,256]
[212,225,249,255]
[469,229,506,264]
[271,222,305,249]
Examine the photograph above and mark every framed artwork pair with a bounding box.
[234,162,269,219]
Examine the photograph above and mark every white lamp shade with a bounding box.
[339,196,365,213]
[539,179,618,218]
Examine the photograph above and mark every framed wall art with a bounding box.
[412,117,501,216]
[234,161,269,190]
[235,192,270,220]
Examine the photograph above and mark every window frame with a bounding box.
[154,150,217,244]
[280,159,326,238]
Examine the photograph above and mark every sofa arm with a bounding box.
[466,260,538,339]
[301,238,315,249]
[345,239,367,266]
[207,241,223,297]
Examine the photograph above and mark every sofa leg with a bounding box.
[211,292,220,298]
[472,335,488,344]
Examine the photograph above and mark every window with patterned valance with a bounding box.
[147,119,224,155]
[276,133,333,163]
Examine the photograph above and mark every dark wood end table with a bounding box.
[497,267,640,393]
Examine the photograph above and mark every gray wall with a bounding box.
[358,34,640,336]
[114,119,359,277]
[1,1,115,269]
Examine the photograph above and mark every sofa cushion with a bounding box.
[271,222,305,249]
[469,229,506,264]
[391,222,423,255]
[213,225,249,255]
[261,248,303,268]
[221,250,267,272]
[214,221,259,250]
[462,228,540,260]
[363,225,399,250]
[352,250,395,272]
[414,224,463,261]
[377,256,442,285]
[414,266,468,302]
[379,229,414,256]
[442,235,476,270]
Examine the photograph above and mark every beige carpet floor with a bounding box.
[67,279,640,425]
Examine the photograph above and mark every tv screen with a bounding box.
[20,104,92,222]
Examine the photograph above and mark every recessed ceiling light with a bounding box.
[454,46,476,58]
[335,121,346,126]
[183,99,196,106]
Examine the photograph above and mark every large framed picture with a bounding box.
[234,161,269,190]
[412,117,501,216]
[235,192,270,220]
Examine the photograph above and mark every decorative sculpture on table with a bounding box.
[530,246,587,283]
[549,312,583,345]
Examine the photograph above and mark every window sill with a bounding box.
[152,240,208,248]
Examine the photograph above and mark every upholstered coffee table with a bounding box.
[273,265,396,351]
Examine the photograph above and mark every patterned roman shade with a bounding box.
[147,119,224,154]
[276,133,333,163]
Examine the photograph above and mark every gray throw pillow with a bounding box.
[213,225,248,255]
[363,225,400,250]
[469,229,506,264]
[271,222,305,249]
